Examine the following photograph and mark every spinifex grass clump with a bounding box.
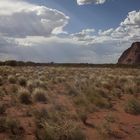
[0,103,6,114]
[124,98,140,115]
[33,88,47,103]
[36,120,86,140]
[8,75,16,84]
[0,117,24,136]
[0,76,3,85]
[18,76,27,86]
[18,88,32,104]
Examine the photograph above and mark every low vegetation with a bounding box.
[33,88,48,103]
[0,66,139,140]
[18,88,32,105]
[8,75,16,84]
[36,121,86,140]
[124,98,140,115]
[18,76,27,86]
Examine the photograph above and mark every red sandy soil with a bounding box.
[84,94,140,140]
[0,83,140,140]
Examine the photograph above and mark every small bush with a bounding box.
[18,76,27,86]
[33,108,49,128]
[33,108,49,121]
[0,117,6,132]
[88,92,112,109]
[68,87,79,96]
[77,110,88,125]
[105,114,116,123]
[94,97,112,109]
[34,80,46,89]
[0,103,6,114]
[97,120,123,139]
[10,84,18,93]
[18,88,32,104]
[124,98,140,115]
[0,76,3,85]
[27,80,35,92]
[0,117,24,135]
[74,95,89,107]
[5,117,24,135]
[36,121,86,140]
[33,88,47,103]
[97,121,111,139]
[8,75,16,84]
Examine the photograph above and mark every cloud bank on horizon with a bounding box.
[77,0,106,5]
[0,0,140,63]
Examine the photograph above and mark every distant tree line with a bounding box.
[0,60,139,68]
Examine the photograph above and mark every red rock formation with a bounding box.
[118,42,140,64]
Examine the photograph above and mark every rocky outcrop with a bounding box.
[118,42,140,64]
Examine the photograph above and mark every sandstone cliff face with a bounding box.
[118,42,140,64]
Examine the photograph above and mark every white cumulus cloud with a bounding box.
[77,0,106,5]
[0,0,69,37]
[70,10,140,62]
[0,0,140,64]
[72,10,140,44]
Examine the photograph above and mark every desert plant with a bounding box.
[33,108,48,118]
[97,120,123,139]
[33,88,47,103]
[87,91,112,109]
[8,75,16,84]
[105,113,116,123]
[124,98,140,115]
[0,117,24,136]
[68,86,79,96]
[0,103,6,114]
[27,80,35,92]
[97,121,111,139]
[74,94,89,107]
[36,120,86,140]
[33,108,49,128]
[93,97,112,109]
[0,117,6,132]
[18,88,32,104]
[5,117,24,135]
[18,76,27,86]
[0,76,3,85]
[77,110,88,125]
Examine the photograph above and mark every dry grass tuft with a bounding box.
[18,88,32,105]
[33,88,47,103]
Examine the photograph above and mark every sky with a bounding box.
[0,0,140,63]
